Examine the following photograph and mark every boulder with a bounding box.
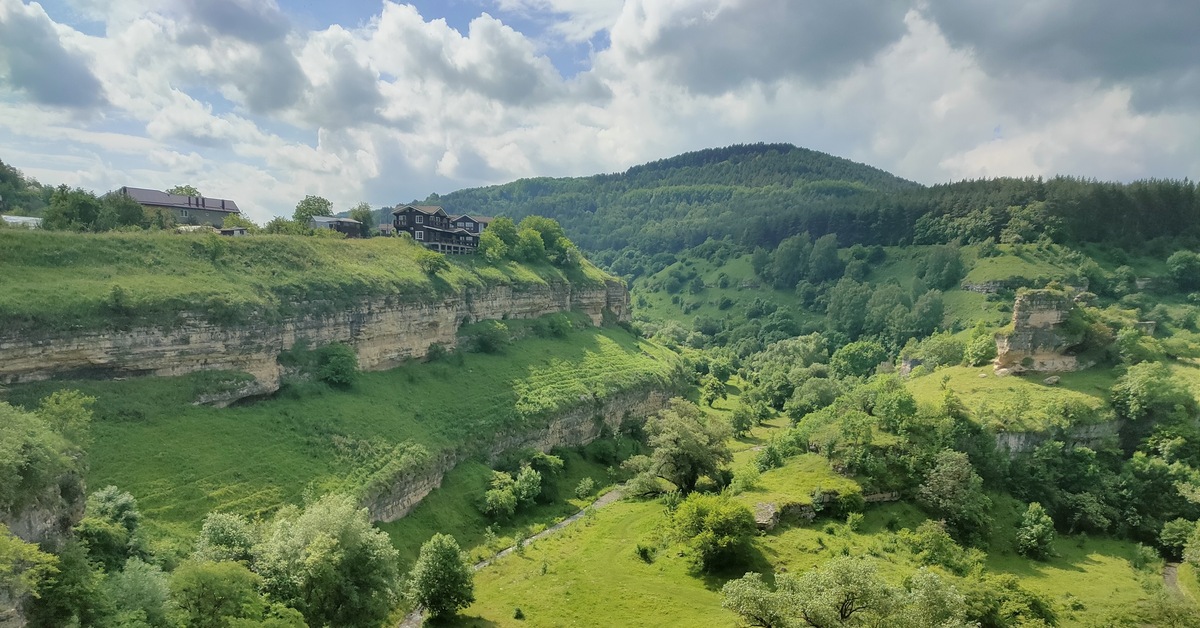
[754,502,779,531]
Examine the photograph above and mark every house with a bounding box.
[378,222,395,236]
[391,205,482,254]
[309,215,363,237]
[449,214,492,234]
[1,215,42,229]
[118,186,240,227]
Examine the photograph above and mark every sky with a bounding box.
[1,0,1198,222]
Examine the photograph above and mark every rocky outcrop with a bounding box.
[0,474,86,551]
[364,386,671,522]
[0,279,630,404]
[994,289,1084,374]
[994,421,1120,456]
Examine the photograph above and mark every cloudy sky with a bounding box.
[1,0,1197,221]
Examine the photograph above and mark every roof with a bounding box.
[120,186,240,214]
[449,214,493,224]
[392,205,447,216]
[1,215,42,227]
[311,215,361,225]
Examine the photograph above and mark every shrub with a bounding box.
[574,477,596,500]
[1015,502,1056,560]
[425,343,446,362]
[317,343,358,386]
[406,534,474,620]
[472,321,511,353]
[846,512,864,532]
[671,492,756,571]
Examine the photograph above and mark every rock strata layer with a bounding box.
[994,289,1083,374]
[0,280,630,404]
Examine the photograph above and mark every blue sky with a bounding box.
[1,0,1197,221]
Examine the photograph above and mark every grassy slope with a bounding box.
[0,230,610,332]
[2,325,678,557]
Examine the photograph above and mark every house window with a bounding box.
[180,209,189,217]
[416,215,424,224]
[415,231,424,241]
[398,215,406,225]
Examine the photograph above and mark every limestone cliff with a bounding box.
[994,289,1085,374]
[0,279,630,404]
[364,386,671,522]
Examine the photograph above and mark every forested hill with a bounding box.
[425,143,921,254]
[423,143,1199,263]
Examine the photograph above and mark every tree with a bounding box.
[415,249,450,275]
[254,494,400,628]
[221,213,260,233]
[23,540,107,628]
[103,558,171,628]
[167,185,201,197]
[917,450,992,545]
[317,343,358,386]
[807,233,842,283]
[263,217,308,235]
[42,186,103,231]
[671,492,756,570]
[1160,518,1197,561]
[701,374,727,407]
[771,233,812,289]
[406,533,475,620]
[720,572,790,628]
[730,403,756,438]
[788,557,895,627]
[194,512,256,564]
[0,524,57,601]
[486,216,520,248]
[1015,502,1056,560]
[478,230,508,262]
[170,560,267,628]
[830,340,888,378]
[1167,250,1200,292]
[348,202,374,238]
[77,486,147,572]
[638,398,732,493]
[292,195,333,225]
[514,228,547,262]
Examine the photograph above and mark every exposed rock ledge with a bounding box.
[364,386,671,523]
[0,279,630,405]
[994,289,1084,374]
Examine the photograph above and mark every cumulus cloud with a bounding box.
[924,0,1200,110]
[0,0,107,108]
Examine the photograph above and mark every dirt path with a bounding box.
[398,488,625,628]
[1164,561,1181,594]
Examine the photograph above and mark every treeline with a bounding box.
[420,144,1200,258]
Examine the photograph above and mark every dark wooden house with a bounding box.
[392,205,481,253]
[449,214,492,234]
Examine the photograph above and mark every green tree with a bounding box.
[637,398,732,493]
[221,213,260,232]
[771,233,812,289]
[76,485,146,572]
[348,202,374,238]
[807,233,842,282]
[262,216,308,235]
[317,343,358,386]
[24,540,107,628]
[292,195,333,225]
[671,492,756,570]
[830,340,888,378]
[729,403,756,438]
[917,450,992,545]
[0,524,57,601]
[700,374,727,407]
[194,512,256,564]
[103,558,171,627]
[42,186,103,231]
[170,560,266,628]
[487,216,520,248]
[101,192,149,229]
[1167,250,1200,292]
[167,185,201,197]
[482,471,518,519]
[518,215,567,253]
[1015,502,1056,560]
[720,572,790,628]
[514,228,547,262]
[1160,518,1197,561]
[253,494,400,628]
[415,249,450,275]
[406,533,475,620]
[478,230,508,262]
[36,389,94,452]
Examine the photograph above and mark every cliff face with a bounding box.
[365,387,670,522]
[0,279,630,403]
[994,289,1083,374]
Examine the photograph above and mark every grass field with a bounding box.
[1,324,679,558]
[907,365,1116,432]
[0,229,610,332]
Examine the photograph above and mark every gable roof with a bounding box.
[392,204,447,217]
[120,186,240,214]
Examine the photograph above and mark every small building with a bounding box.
[449,214,492,234]
[310,215,363,238]
[378,222,395,236]
[391,205,481,254]
[1,215,42,229]
[118,186,240,227]
[219,227,249,237]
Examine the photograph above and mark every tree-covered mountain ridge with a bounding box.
[419,142,1198,259]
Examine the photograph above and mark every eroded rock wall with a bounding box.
[994,289,1083,373]
[0,279,630,400]
[365,387,670,522]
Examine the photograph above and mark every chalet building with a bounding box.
[449,214,492,234]
[118,186,240,227]
[391,205,483,254]
[310,215,363,238]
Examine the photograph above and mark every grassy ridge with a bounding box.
[0,230,611,332]
[2,325,680,557]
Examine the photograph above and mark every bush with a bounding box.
[671,493,756,571]
[472,321,511,353]
[317,343,359,386]
[1015,502,1056,560]
[574,477,596,500]
[406,534,475,619]
[425,343,447,362]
